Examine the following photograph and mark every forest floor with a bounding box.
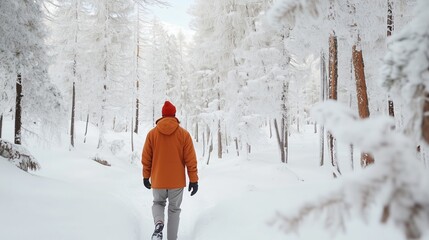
[0,120,405,240]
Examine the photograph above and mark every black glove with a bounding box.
[188,182,198,196]
[143,178,151,189]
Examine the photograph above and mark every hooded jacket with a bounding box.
[142,117,199,189]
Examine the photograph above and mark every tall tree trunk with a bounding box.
[15,74,23,145]
[282,81,289,163]
[235,138,239,156]
[387,0,395,117]
[84,113,89,143]
[274,119,285,163]
[273,81,289,164]
[422,93,429,145]
[134,80,139,134]
[217,77,222,159]
[134,9,140,134]
[352,42,374,167]
[98,3,109,149]
[328,34,338,101]
[328,34,338,170]
[319,50,327,166]
[70,0,78,148]
[0,114,3,138]
[217,119,222,159]
[284,119,288,163]
[70,81,76,148]
[195,122,199,142]
[131,116,134,151]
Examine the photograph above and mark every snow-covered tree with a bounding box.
[0,0,63,145]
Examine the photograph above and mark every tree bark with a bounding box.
[421,93,429,145]
[328,34,339,170]
[70,81,76,148]
[131,116,134,151]
[0,114,3,138]
[235,138,239,156]
[15,74,23,145]
[71,0,78,148]
[274,119,285,163]
[352,43,374,166]
[319,50,327,166]
[134,23,140,134]
[134,81,139,134]
[387,0,395,117]
[195,122,199,143]
[217,76,222,159]
[84,113,89,143]
[328,34,338,101]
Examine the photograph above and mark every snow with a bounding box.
[1,115,418,240]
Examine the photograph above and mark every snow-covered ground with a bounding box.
[0,119,410,240]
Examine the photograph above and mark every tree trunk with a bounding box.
[202,130,205,157]
[387,0,395,117]
[274,118,285,163]
[319,50,328,166]
[15,74,22,145]
[282,81,289,163]
[207,136,213,165]
[71,1,78,148]
[84,113,89,143]
[284,119,288,163]
[0,114,3,138]
[421,93,429,145]
[134,85,139,134]
[195,122,199,143]
[70,82,76,148]
[352,43,374,166]
[98,4,109,149]
[328,34,338,101]
[131,116,134,151]
[328,33,338,170]
[235,138,239,156]
[134,27,140,134]
[217,76,222,159]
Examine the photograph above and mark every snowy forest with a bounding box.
[1,0,429,239]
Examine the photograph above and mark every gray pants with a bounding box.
[152,188,184,240]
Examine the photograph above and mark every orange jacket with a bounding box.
[142,117,199,189]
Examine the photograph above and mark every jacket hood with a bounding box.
[156,117,180,135]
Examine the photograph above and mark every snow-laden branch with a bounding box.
[274,101,429,239]
[267,0,321,28]
[380,0,429,144]
[0,139,40,172]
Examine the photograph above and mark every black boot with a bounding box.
[151,222,164,240]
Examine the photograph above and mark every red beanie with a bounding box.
[162,101,176,117]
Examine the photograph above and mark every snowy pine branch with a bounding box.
[274,101,429,239]
[267,0,321,28]
[380,0,429,145]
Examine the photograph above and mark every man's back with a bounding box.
[142,117,198,189]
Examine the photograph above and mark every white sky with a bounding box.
[147,0,195,41]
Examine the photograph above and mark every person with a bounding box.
[142,101,199,240]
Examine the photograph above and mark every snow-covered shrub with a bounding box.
[109,139,125,155]
[0,139,40,172]
[274,101,429,239]
[130,151,140,165]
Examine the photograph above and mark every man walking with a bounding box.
[142,101,199,240]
